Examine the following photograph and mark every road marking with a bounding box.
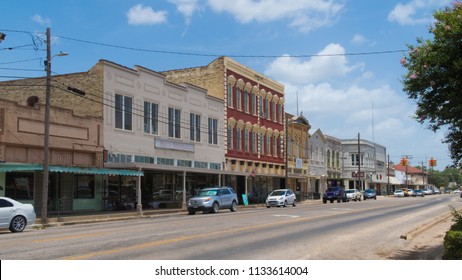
[331,208,352,211]
[273,214,300,218]
[32,232,106,243]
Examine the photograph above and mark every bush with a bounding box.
[443,206,462,259]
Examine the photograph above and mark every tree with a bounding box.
[400,2,462,166]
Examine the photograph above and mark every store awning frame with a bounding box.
[0,163,143,176]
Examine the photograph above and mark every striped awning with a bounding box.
[0,163,143,176]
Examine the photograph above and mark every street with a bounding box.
[1,194,461,260]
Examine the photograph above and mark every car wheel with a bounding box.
[358,196,362,201]
[323,199,327,204]
[211,202,219,213]
[188,209,196,215]
[9,215,26,233]
[230,201,237,212]
[292,199,296,207]
[283,200,288,207]
[266,206,271,208]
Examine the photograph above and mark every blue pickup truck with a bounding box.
[322,186,348,203]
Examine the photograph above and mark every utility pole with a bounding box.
[41,28,52,224]
[358,133,362,191]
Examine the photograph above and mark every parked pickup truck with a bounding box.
[323,186,347,203]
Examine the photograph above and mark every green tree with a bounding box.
[400,2,462,166]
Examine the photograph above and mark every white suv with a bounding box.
[187,187,238,215]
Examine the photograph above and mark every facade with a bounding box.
[308,129,328,196]
[394,164,428,189]
[341,136,387,193]
[100,60,225,210]
[325,135,343,187]
[0,96,141,215]
[286,113,311,199]
[163,57,286,204]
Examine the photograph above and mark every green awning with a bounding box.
[0,163,143,176]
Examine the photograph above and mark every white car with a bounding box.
[394,190,405,197]
[345,189,362,201]
[0,197,36,232]
[266,189,296,208]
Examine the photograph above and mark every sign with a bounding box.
[155,138,194,152]
[352,172,365,178]
[241,194,249,206]
[295,158,303,169]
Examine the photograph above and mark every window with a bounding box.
[266,135,271,155]
[266,99,270,119]
[5,173,34,200]
[115,94,132,130]
[75,175,95,199]
[227,84,233,108]
[208,118,218,145]
[144,101,158,134]
[273,136,278,157]
[227,126,234,150]
[272,102,276,121]
[259,133,264,154]
[190,113,201,142]
[236,88,241,110]
[244,90,249,113]
[168,107,181,138]
[252,94,257,115]
[237,127,242,151]
[251,131,257,154]
[244,129,249,152]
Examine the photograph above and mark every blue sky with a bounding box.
[0,0,454,170]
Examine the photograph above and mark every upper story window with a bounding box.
[227,126,234,150]
[252,94,257,115]
[190,113,201,142]
[168,107,181,139]
[236,88,242,111]
[208,118,218,145]
[115,94,132,131]
[244,90,249,113]
[236,127,242,151]
[144,101,158,135]
[244,129,249,152]
[227,84,233,108]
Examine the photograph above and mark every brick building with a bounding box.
[163,57,286,203]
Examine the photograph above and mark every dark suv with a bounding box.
[187,187,238,215]
[323,186,347,203]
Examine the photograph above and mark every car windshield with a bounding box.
[270,190,286,196]
[327,187,340,192]
[365,189,375,193]
[345,190,355,193]
[197,189,218,197]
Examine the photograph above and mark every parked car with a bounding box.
[423,189,433,195]
[345,189,362,201]
[394,190,405,197]
[433,188,441,194]
[412,189,425,197]
[363,189,377,200]
[187,187,238,215]
[0,197,36,233]
[406,189,414,196]
[323,186,347,203]
[266,189,297,208]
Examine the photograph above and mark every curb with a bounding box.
[402,212,453,240]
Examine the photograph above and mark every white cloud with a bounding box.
[351,34,366,45]
[387,0,450,26]
[207,0,344,32]
[127,4,168,25]
[169,0,202,25]
[32,15,51,26]
[265,44,360,85]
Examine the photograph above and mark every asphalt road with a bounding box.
[1,194,461,260]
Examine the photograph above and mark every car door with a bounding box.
[287,190,294,204]
[0,198,14,228]
[219,189,232,207]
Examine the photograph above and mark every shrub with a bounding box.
[443,206,462,259]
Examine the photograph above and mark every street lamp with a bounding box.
[41,28,68,224]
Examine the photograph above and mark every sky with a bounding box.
[0,0,455,171]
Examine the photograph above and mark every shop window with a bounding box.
[74,175,95,199]
[6,173,34,200]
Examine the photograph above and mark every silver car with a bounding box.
[0,197,36,232]
[187,187,238,215]
[266,189,297,208]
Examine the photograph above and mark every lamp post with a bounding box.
[285,114,289,189]
[41,28,68,224]
[357,133,362,191]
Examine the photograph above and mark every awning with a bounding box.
[0,163,143,176]
[387,176,401,185]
